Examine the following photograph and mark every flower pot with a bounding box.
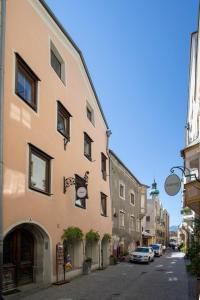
[83,261,92,275]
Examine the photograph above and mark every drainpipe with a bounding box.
[0,0,6,298]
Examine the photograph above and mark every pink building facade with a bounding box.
[1,0,112,290]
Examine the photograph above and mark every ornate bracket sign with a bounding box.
[63,171,89,194]
[164,174,181,196]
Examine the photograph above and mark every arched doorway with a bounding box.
[4,228,34,286]
[3,223,51,291]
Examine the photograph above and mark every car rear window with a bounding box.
[135,248,149,253]
[150,244,159,250]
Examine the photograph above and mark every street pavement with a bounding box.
[5,250,196,300]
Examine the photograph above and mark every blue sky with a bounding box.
[45,0,199,226]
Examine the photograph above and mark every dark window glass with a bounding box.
[101,153,107,181]
[84,132,93,161]
[146,216,150,222]
[87,107,92,122]
[51,50,61,78]
[120,184,124,198]
[57,101,71,139]
[15,54,38,110]
[101,193,107,216]
[29,145,51,195]
[130,193,135,205]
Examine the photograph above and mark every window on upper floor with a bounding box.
[84,132,93,161]
[29,144,52,195]
[100,192,107,217]
[101,153,107,181]
[130,215,135,231]
[57,101,71,140]
[130,192,135,205]
[50,41,65,83]
[15,54,39,111]
[119,211,125,227]
[146,216,150,222]
[119,183,125,199]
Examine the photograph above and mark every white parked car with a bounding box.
[129,247,154,263]
[149,244,163,257]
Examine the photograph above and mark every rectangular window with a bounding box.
[130,216,135,231]
[130,192,135,205]
[84,132,93,161]
[29,144,52,195]
[75,175,86,209]
[51,50,61,78]
[57,101,71,139]
[101,153,107,181]
[87,107,92,122]
[50,41,65,83]
[86,102,95,125]
[100,192,107,216]
[119,183,125,199]
[136,219,140,232]
[146,216,150,222]
[15,54,38,111]
[119,211,125,227]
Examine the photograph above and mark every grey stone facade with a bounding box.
[109,150,148,255]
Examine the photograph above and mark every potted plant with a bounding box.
[109,254,117,265]
[83,257,92,275]
[85,230,100,243]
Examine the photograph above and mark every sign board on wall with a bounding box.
[164,174,181,196]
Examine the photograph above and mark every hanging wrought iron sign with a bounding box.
[63,171,89,194]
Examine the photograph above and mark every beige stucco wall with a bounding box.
[3,0,112,280]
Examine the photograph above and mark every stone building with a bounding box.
[109,150,148,256]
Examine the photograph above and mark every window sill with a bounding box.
[84,154,92,161]
[101,214,107,217]
[75,204,86,210]
[16,92,37,112]
[29,186,52,196]
[57,130,70,141]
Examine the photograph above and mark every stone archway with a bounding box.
[3,222,51,291]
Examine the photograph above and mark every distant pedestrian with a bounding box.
[162,245,166,254]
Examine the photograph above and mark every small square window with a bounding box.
[29,144,52,195]
[15,54,38,111]
[101,153,107,181]
[57,101,71,139]
[84,132,93,161]
[101,192,107,216]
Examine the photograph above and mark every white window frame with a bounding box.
[119,210,125,227]
[130,215,135,231]
[119,182,125,200]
